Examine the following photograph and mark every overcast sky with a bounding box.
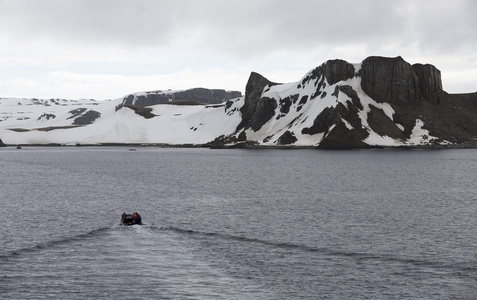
[0,0,476,100]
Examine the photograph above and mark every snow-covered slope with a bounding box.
[1,56,476,148]
[0,96,243,145]
[217,59,440,148]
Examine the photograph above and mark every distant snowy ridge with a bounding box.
[120,88,242,107]
[1,56,476,149]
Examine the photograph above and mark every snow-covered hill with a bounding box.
[1,56,476,148]
[0,95,243,145]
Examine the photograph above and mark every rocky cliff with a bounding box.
[212,56,477,149]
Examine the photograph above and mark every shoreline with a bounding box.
[2,142,477,150]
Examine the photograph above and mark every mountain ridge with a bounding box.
[1,56,476,149]
[210,56,477,149]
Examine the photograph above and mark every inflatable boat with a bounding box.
[121,213,142,225]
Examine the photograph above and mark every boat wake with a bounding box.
[3,223,475,281]
[0,226,113,259]
[1,223,163,260]
[158,226,477,278]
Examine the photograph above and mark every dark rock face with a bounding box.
[72,110,101,125]
[324,59,355,85]
[360,56,421,106]
[338,85,363,110]
[0,138,6,147]
[236,72,279,131]
[124,105,156,119]
[317,122,370,149]
[302,106,339,136]
[412,63,444,104]
[310,100,370,149]
[297,95,308,112]
[122,88,241,107]
[249,97,278,131]
[420,92,477,144]
[68,108,88,119]
[38,113,56,121]
[302,66,326,99]
[360,56,448,106]
[367,105,406,140]
[277,131,297,145]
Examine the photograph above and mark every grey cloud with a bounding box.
[411,1,477,55]
[1,0,476,61]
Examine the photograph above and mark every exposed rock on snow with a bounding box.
[1,56,476,148]
[72,110,101,125]
[236,72,279,132]
[124,105,156,119]
[121,88,241,107]
[323,59,356,85]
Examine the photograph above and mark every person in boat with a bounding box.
[121,212,141,225]
[131,212,141,223]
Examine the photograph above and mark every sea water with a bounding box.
[1,147,476,299]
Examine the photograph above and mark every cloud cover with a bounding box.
[0,0,476,99]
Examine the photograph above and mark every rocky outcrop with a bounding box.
[236,72,279,131]
[124,105,156,119]
[307,100,370,149]
[324,59,356,85]
[0,138,6,147]
[277,131,297,145]
[360,56,421,106]
[317,122,370,149]
[122,88,241,107]
[412,63,445,104]
[66,108,101,125]
[72,110,101,125]
[360,56,447,106]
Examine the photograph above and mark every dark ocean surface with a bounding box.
[1,147,476,299]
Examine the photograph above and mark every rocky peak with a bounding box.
[360,56,421,106]
[236,72,279,131]
[359,56,448,106]
[412,63,444,104]
[324,59,356,85]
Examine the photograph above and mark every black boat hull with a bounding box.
[121,214,142,225]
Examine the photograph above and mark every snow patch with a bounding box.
[364,132,400,146]
[406,119,436,145]
[342,118,354,130]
